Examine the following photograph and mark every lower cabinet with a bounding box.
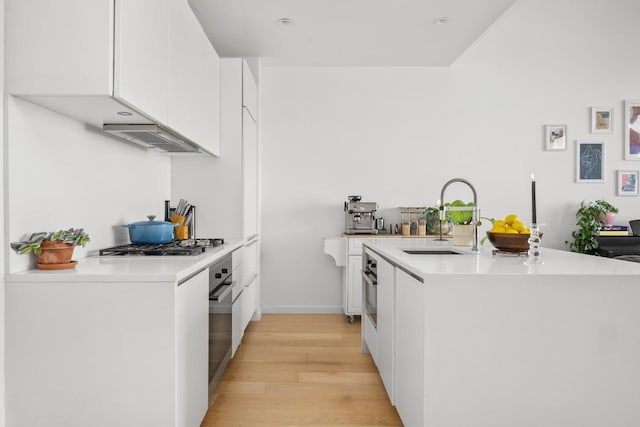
[231,239,259,356]
[376,255,396,403]
[345,254,363,316]
[395,268,425,427]
[175,270,210,427]
[5,270,210,427]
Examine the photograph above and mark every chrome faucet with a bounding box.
[438,178,479,251]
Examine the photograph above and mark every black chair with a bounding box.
[630,220,640,236]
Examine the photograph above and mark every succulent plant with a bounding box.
[11,228,90,255]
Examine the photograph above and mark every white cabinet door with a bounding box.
[242,108,258,238]
[241,276,257,331]
[6,0,114,96]
[175,269,209,427]
[242,60,258,120]
[376,256,395,403]
[346,256,363,315]
[240,238,259,287]
[232,294,243,357]
[395,269,425,427]
[168,0,221,155]
[114,0,169,123]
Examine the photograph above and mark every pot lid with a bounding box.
[123,215,174,227]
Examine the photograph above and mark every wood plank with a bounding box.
[201,314,402,426]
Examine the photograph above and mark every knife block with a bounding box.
[165,200,196,239]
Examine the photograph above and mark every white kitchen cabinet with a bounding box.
[5,270,210,427]
[241,275,258,330]
[5,0,220,154]
[395,268,425,427]
[343,238,364,320]
[376,254,396,403]
[346,255,363,317]
[171,58,258,239]
[242,60,258,120]
[115,0,170,123]
[231,238,259,355]
[175,270,210,427]
[168,0,221,155]
[242,107,259,238]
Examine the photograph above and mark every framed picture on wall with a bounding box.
[544,125,567,151]
[617,170,638,196]
[625,100,640,160]
[591,106,613,134]
[576,140,605,183]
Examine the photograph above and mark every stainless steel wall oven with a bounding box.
[208,254,233,397]
[362,250,378,328]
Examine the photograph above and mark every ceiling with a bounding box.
[188,0,518,66]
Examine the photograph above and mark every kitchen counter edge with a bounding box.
[5,239,246,283]
[363,238,640,278]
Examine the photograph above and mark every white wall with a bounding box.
[1,0,5,423]
[5,96,171,273]
[259,0,640,312]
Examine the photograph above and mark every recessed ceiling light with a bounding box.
[433,16,451,25]
[276,17,295,26]
[117,111,133,116]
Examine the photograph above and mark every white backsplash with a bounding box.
[6,96,171,273]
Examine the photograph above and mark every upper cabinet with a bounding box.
[168,0,221,155]
[114,0,170,124]
[242,61,258,121]
[170,58,258,239]
[5,0,220,156]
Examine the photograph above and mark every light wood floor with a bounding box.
[201,314,403,426]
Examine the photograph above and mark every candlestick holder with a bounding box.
[527,223,541,261]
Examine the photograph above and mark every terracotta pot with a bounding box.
[37,241,75,265]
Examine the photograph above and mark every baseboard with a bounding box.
[261,305,343,314]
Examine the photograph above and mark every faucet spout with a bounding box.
[438,178,479,251]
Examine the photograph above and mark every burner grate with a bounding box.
[99,238,224,256]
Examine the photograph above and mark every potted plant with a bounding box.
[444,200,474,246]
[423,206,450,235]
[11,228,90,269]
[568,200,618,255]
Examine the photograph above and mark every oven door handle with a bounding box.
[361,270,377,286]
[210,283,233,302]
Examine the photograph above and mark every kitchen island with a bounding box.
[363,238,640,427]
[4,239,244,427]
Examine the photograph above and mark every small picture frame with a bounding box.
[625,100,640,160]
[617,170,638,196]
[576,140,605,183]
[591,106,613,134]
[544,125,567,151]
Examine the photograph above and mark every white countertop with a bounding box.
[5,239,245,283]
[364,238,640,278]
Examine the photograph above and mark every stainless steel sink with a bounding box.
[402,249,462,255]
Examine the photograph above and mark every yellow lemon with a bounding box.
[512,220,526,232]
[505,228,518,234]
[491,226,506,233]
[504,214,519,225]
[493,219,506,228]
[520,227,531,234]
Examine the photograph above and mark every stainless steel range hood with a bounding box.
[102,124,200,153]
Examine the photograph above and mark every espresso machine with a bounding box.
[344,196,378,234]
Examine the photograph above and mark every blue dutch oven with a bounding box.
[122,215,176,244]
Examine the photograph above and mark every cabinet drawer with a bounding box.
[232,247,244,272]
[242,239,258,283]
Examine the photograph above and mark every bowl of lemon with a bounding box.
[486,214,535,253]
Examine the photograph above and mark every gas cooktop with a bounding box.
[99,238,224,256]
